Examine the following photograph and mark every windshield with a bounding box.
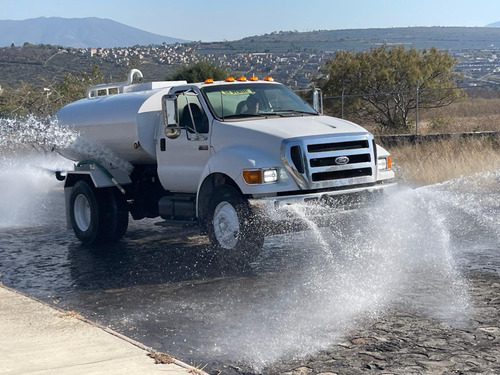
[201,82,317,119]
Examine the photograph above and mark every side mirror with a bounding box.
[313,88,323,114]
[162,94,181,139]
[163,94,178,125]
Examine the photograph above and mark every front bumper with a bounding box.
[249,181,396,206]
[248,181,397,234]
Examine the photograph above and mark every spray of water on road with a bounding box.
[0,117,68,227]
[0,155,68,228]
[203,175,498,369]
[0,116,133,226]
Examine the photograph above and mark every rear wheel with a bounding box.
[206,185,264,266]
[69,181,128,245]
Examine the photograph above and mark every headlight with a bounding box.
[263,169,278,183]
[242,168,279,184]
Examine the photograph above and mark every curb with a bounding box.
[0,282,209,375]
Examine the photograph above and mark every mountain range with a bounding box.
[2,17,500,49]
[0,17,186,48]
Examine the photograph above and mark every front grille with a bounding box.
[283,134,376,189]
[312,167,372,182]
[307,140,369,153]
[310,153,371,167]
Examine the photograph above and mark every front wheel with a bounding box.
[206,185,264,266]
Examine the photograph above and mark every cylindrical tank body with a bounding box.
[56,85,171,165]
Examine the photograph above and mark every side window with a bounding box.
[177,93,209,134]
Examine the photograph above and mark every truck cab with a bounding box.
[55,70,395,265]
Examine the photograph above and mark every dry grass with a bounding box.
[371,95,500,185]
[147,351,208,374]
[418,97,500,134]
[363,96,500,135]
[389,137,500,186]
[148,352,175,364]
[57,310,83,319]
[423,96,500,118]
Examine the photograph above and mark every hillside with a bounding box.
[2,26,500,89]
[0,44,179,87]
[197,27,500,54]
[486,21,500,27]
[0,17,186,48]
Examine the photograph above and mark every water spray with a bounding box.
[0,115,133,227]
[0,115,133,174]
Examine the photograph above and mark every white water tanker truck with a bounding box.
[55,69,395,263]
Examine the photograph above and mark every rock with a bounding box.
[292,367,312,375]
[350,337,377,345]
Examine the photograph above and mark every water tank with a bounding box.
[55,83,172,165]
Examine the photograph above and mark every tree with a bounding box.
[0,81,58,118]
[0,65,105,118]
[54,64,105,105]
[170,61,229,83]
[315,45,462,132]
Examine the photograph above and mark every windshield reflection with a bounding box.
[201,82,317,120]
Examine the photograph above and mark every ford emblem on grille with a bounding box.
[335,156,350,165]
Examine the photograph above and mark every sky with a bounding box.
[1,0,499,42]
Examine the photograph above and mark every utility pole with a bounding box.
[415,81,419,135]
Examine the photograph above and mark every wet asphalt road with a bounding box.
[0,168,499,374]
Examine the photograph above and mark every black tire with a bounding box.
[206,185,264,266]
[105,187,129,242]
[69,181,128,245]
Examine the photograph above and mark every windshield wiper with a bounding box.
[222,110,316,120]
[222,112,281,120]
[275,110,317,116]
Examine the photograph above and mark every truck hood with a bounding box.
[222,114,370,140]
[210,114,372,170]
[210,114,375,193]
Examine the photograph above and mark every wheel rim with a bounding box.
[213,201,240,249]
[74,194,91,232]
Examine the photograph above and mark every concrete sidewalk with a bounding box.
[0,284,205,375]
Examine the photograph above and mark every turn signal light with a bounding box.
[243,170,263,184]
[242,168,279,184]
[378,156,392,171]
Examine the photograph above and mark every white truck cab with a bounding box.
[56,69,395,265]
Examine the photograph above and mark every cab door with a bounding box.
[156,89,211,193]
